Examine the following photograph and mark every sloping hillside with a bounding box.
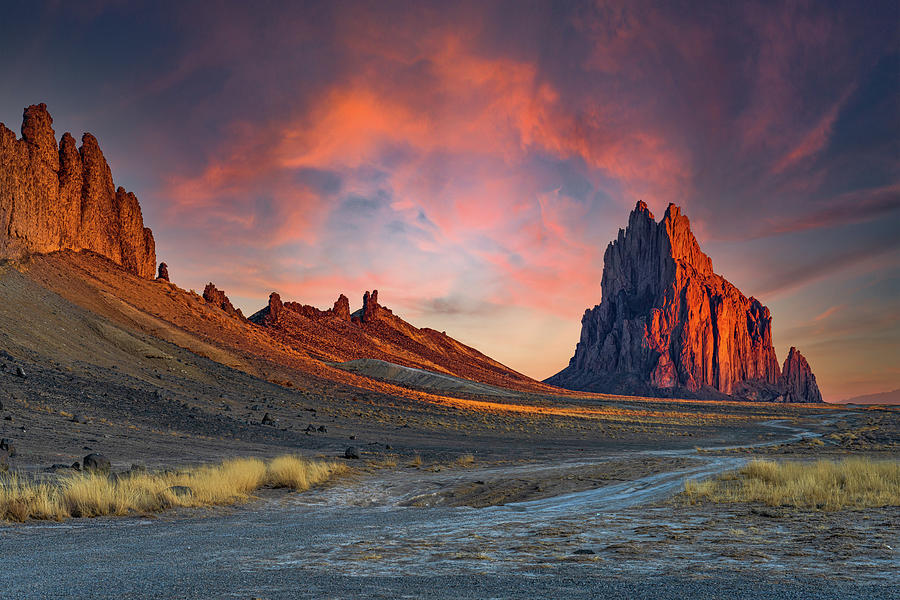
[249,289,556,393]
[21,251,561,396]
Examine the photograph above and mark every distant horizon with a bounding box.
[2,1,896,401]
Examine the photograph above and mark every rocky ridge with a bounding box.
[547,201,822,403]
[202,283,244,319]
[250,289,550,392]
[0,103,155,277]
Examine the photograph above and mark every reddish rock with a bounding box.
[157,262,170,282]
[781,347,823,403]
[203,283,243,319]
[332,294,351,320]
[547,201,821,402]
[0,103,155,277]
[265,292,284,324]
[361,290,381,323]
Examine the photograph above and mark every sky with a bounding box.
[1,1,897,402]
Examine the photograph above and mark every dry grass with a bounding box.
[409,454,423,468]
[683,458,900,510]
[455,454,475,467]
[0,455,348,522]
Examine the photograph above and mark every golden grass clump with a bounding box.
[0,455,347,522]
[683,458,900,510]
[267,455,348,491]
[455,454,475,467]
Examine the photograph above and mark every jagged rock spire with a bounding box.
[0,103,155,277]
[548,201,821,402]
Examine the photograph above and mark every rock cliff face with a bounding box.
[0,103,155,277]
[546,201,822,402]
[781,347,822,404]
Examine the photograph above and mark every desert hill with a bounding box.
[0,103,557,399]
[547,201,822,403]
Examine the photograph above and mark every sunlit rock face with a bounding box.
[547,201,822,402]
[203,283,245,319]
[0,103,155,278]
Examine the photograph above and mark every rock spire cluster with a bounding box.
[0,103,155,277]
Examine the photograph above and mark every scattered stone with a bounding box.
[250,404,261,411]
[261,412,275,426]
[349,435,356,440]
[129,463,146,474]
[344,446,360,459]
[71,461,80,471]
[317,425,327,433]
[304,424,316,433]
[573,548,595,555]
[15,366,25,378]
[82,453,111,474]
[167,485,193,498]
[3,416,11,421]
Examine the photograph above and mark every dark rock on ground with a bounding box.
[0,438,15,456]
[344,446,360,459]
[82,453,110,474]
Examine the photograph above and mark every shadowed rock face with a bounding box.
[547,201,821,402]
[0,103,155,277]
[781,347,823,404]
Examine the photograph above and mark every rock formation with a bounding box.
[781,347,822,404]
[263,292,284,325]
[0,103,155,277]
[359,290,381,322]
[546,201,822,403]
[332,294,351,321]
[157,262,170,282]
[202,283,244,319]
